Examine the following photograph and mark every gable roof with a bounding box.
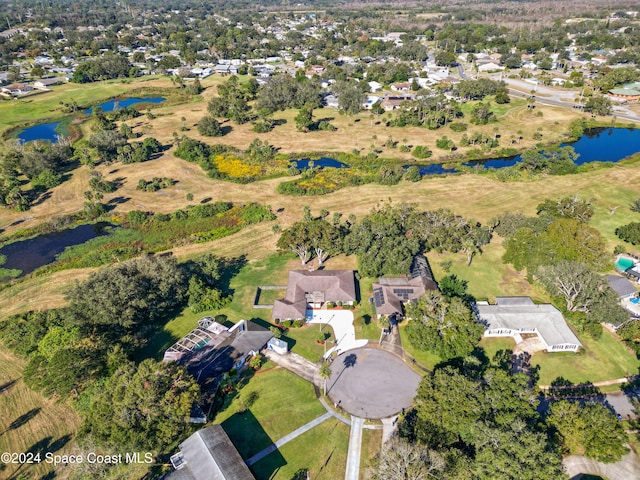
[272,270,357,319]
[477,298,582,348]
[606,275,638,298]
[168,425,254,480]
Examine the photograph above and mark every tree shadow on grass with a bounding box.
[222,410,286,478]
[4,408,40,434]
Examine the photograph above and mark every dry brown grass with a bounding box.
[0,268,95,317]
[1,160,639,318]
[0,348,81,479]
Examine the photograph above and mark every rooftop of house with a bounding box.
[477,297,582,348]
[606,274,638,298]
[372,255,438,316]
[272,270,357,319]
[168,425,254,480]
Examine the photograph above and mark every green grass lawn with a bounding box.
[532,328,639,386]
[218,254,294,323]
[250,418,350,480]
[215,367,325,459]
[398,322,442,371]
[257,288,286,305]
[360,428,383,477]
[283,324,327,363]
[479,336,516,361]
[0,78,157,134]
[428,241,547,303]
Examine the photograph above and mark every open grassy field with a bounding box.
[0,347,81,479]
[531,329,640,386]
[2,157,640,327]
[0,75,182,136]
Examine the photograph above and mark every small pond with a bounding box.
[294,157,349,169]
[0,223,110,277]
[85,96,165,114]
[18,97,166,143]
[17,120,68,143]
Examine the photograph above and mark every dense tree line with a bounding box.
[495,195,624,338]
[72,54,135,83]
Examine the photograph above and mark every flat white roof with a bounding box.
[477,300,582,348]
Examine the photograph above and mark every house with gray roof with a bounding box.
[272,270,356,320]
[606,274,638,300]
[168,424,254,480]
[477,297,582,352]
[372,255,438,318]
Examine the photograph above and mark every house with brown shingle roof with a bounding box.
[372,255,438,318]
[272,270,357,320]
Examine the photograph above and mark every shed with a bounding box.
[267,337,288,355]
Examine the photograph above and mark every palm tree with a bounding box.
[462,237,481,266]
[319,362,332,396]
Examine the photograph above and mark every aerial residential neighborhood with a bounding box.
[1,0,640,479]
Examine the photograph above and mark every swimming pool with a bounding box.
[616,256,636,272]
[631,297,640,305]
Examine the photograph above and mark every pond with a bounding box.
[85,96,165,114]
[437,127,640,175]
[18,96,166,143]
[17,120,68,143]
[293,157,349,169]
[0,223,110,277]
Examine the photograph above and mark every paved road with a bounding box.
[345,416,364,480]
[500,77,640,123]
[245,412,333,466]
[327,348,421,419]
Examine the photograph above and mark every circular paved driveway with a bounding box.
[326,347,422,419]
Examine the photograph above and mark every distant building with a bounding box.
[608,83,640,103]
[1,84,34,95]
[168,425,254,480]
[372,255,438,318]
[477,297,582,352]
[33,77,65,89]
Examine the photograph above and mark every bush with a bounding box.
[198,116,223,137]
[412,145,432,159]
[292,319,304,328]
[449,122,467,132]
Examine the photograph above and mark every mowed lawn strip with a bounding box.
[216,367,326,459]
[531,328,639,386]
[360,428,383,477]
[249,418,350,480]
[0,347,81,479]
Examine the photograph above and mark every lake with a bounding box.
[18,96,166,143]
[0,223,109,277]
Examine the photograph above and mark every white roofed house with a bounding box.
[477,297,582,352]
